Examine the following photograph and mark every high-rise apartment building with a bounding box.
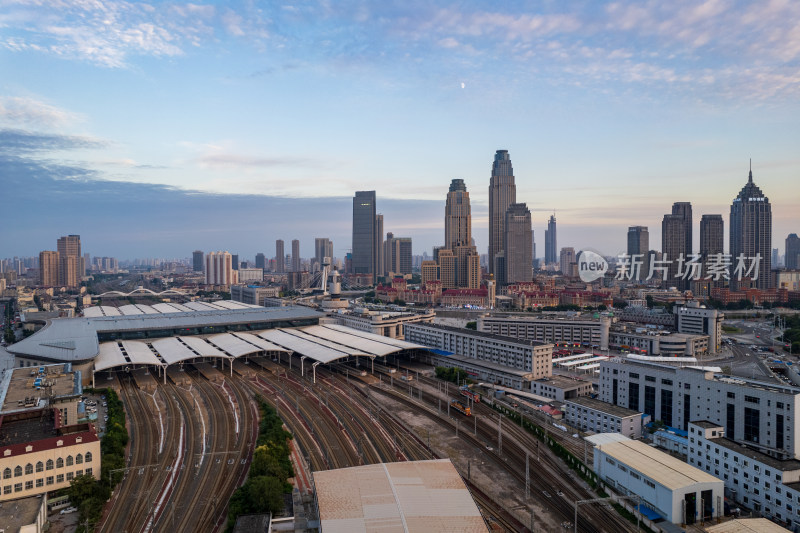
[787,233,800,271]
[205,251,235,286]
[231,254,239,271]
[559,247,576,277]
[488,150,516,275]
[627,226,649,281]
[193,250,204,272]
[730,166,772,289]
[291,240,301,272]
[39,251,59,286]
[56,235,81,287]
[275,240,285,273]
[384,233,412,276]
[314,238,333,271]
[672,202,693,257]
[255,253,266,270]
[352,191,377,276]
[544,215,557,266]
[504,203,533,284]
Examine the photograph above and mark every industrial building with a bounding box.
[588,433,724,525]
[327,308,435,339]
[563,397,643,438]
[230,285,281,306]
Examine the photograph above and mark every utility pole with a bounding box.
[525,451,530,500]
[498,413,503,454]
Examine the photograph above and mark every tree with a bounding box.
[246,476,285,514]
[645,295,654,309]
[465,321,477,330]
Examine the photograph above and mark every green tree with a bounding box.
[246,476,285,514]
[465,321,477,330]
[645,295,654,309]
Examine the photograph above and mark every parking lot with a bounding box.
[81,392,109,434]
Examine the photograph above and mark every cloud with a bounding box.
[0,129,109,153]
[0,97,81,128]
[194,152,335,171]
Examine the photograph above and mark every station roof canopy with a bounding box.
[149,337,226,365]
[256,324,426,365]
[8,305,324,363]
[206,333,273,358]
[95,341,164,372]
[229,333,289,354]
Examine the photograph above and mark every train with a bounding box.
[450,400,472,416]
[460,386,481,403]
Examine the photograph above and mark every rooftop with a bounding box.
[1,364,78,414]
[406,322,551,348]
[431,352,535,379]
[593,434,722,490]
[705,518,791,532]
[535,374,592,389]
[7,305,325,362]
[313,459,487,533]
[0,495,46,533]
[0,410,59,448]
[565,396,642,418]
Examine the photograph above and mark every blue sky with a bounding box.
[1,0,799,261]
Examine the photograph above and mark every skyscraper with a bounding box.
[315,238,333,271]
[375,214,384,277]
[786,234,800,270]
[352,191,377,276]
[193,250,204,272]
[627,226,650,281]
[445,179,471,249]
[662,214,687,289]
[730,165,772,289]
[39,251,59,286]
[56,234,81,287]
[559,247,576,277]
[699,215,724,272]
[275,240,285,273]
[255,253,266,270]
[504,203,533,284]
[231,254,239,271]
[291,240,301,272]
[662,203,692,290]
[544,215,557,266]
[488,150,516,275]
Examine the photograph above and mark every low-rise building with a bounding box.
[0,409,100,502]
[530,375,593,402]
[478,314,611,351]
[230,285,281,306]
[675,302,723,354]
[689,421,800,530]
[609,330,710,357]
[588,433,724,525]
[564,397,643,438]
[328,309,434,339]
[404,323,553,378]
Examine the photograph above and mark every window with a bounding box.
[66,472,74,481]
[36,478,43,488]
[85,468,92,476]
[85,452,93,463]
[76,470,83,477]
[56,474,64,483]
[645,376,656,382]
[14,483,22,492]
[728,392,736,399]
[3,485,10,494]
[56,458,63,468]
[35,461,43,473]
[46,476,53,486]
[76,454,83,465]
[745,395,760,404]
[14,466,22,477]
[2,468,10,479]
[46,459,53,470]
[66,456,73,467]
[25,480,33,490]
[25,463,33,475]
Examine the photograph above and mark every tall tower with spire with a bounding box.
[730,161,772,290]
[443,179,480,289]
[488,150,516,276]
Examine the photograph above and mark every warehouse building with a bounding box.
[588,433,724,525]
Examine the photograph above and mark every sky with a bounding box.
[1,0,799,261]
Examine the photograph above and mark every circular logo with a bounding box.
[577,250,608,282]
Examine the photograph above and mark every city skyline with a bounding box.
[2,2,799,259]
